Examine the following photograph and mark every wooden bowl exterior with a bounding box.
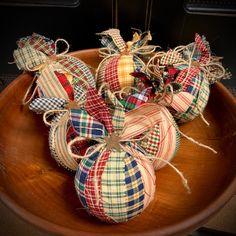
[0,49,236,236]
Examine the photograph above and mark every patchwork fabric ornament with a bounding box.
[96,29,157,92]
[147,33,230,123]
[68,88,158,222]
[13,33,95,104]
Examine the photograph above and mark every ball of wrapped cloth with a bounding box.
[96,29,157,92]
[146,33,230,124]
[12,33,96,105]
[67,87,190,222]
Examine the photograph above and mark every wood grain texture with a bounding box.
[0,49,236,236]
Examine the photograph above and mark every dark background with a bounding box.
[0,0,236,91]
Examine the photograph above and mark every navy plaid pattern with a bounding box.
[124,154,144,220]
[29,97,66,114]
[75,151,100,209]
[74,85,87,103]
[70,108,108,138]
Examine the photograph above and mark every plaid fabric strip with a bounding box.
[106,90,125,133]
[29,97,66,114]
[104,56,121,91]
[141,123,160,156]
[29,33,55,56]
[99,29,127,53]
[17,35,32,48]
[133,55,144,71]
[123,87,151,111]
[85,88,113,134]
[97,58,110,88]
[118,55,135,88]
[123,154,144,220]
[66,126,94,156]
[49,117,78,171]
[179,76,209,122]
[70,108,108,138]
[13,46,47,70]
[100,37,120,52]
[195,33,210,64]
[37,63,69,100]
[160,50,182,65]
[74,85,86,103]
[75,151,100,209]
[60,55,95,88]
[135,158,155,208]
[84,150,114,223]
[130,31,149,50]
[175,67,200,92]
[54,71,74,101]
[101,151,127,222]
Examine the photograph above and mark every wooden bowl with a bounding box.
[0,49,236,236]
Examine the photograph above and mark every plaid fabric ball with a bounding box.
[96,29,154,91]
[13,33,96,103]
[68,88,157,222]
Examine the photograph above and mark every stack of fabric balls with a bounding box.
[12,29,230,223]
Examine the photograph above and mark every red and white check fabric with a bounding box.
[195,33,210,64]
[175,67,200,90]
[84,150,113,223]
[85,88,113,134]
[104,56,121,91]
[160,49,182,65]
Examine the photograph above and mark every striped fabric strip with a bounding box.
[70,108,108,138]
[37,63,69,100]
[101,151,127,222]
[162,92,194,113]
[98,29,127,53]
[122,103,162,141]
[13,46,47,70]
[74,151,100,209]
[60,55,96,88]
[49,118,78,171]
[96,57,110,88]
[152,106,179,169]
[29,97,66,114]
[123,154,144,220]
[117,55,135,88]
[104,56,121,92]
[85,88,113,134]
[84,150,114,223]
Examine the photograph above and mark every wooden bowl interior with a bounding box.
[0,49,236,236]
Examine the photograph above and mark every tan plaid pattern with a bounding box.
[13,46,47,70]
[37,63,69,100]
[99,29,127,53]
[118,55,135,88]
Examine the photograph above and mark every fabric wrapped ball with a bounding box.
[74,149,156,223]
[157,33,227,123]
[66,87,158,222]
[13,33,96,103]
[96,29,155,92]
[119,87,180,170]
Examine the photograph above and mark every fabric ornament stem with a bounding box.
[96,28,158,92]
